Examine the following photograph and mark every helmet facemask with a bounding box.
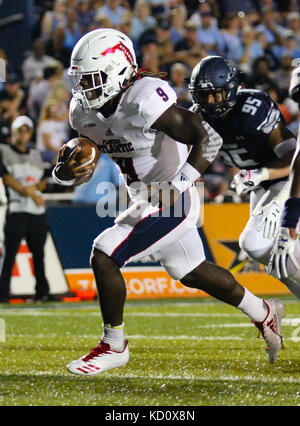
[69,70,110,110]
[192,87,228,116]
[191,81,238,117]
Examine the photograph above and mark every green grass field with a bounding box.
[1,296,300,406]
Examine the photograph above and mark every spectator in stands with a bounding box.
[41,0,67,43]
[147,0,171,18]
[267,85,291,123]
[139,18,175,67]
[48,80,70,120]
[233,28,266,73]
[255,9,285,46]
[286,12,300,50]
[221,13,242,60]
[272,31,300,61]
[53,7,82,65]
[88,12,112,32]
[188,0,218,28]
[203,159,232,203]
[250,31,268,60]
[273,53,294,99]
[117,14,135,44]
[22,39,58,87]
[197,10,224,55]
[169,7,186,45]
[0,116,50,303]
[175,20,201,54]
[139,40,160,73]
[36,99,69,163]
[27,65,62,123]
[0,74,26,127]
[130,0,156,44]
[246,56,278,92]
[175,21,207,69]
[168,62,191,108]
[0,49,14,92]
[96,0,127,27]
[76,0,95,34]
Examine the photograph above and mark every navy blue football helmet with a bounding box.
[189,56,240,117]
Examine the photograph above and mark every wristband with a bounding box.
[171,162,201,193]
[52,163,76,187]
[281,197,300,229]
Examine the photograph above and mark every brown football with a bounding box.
[63,137,100,185]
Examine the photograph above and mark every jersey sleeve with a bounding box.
[136,78,177,129]
[239,92,281,136]
[201,120,223,163]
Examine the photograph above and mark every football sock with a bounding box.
[237,288,268,322]
[102,323,125,352]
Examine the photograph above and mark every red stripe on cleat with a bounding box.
[77,367,90,374]
[87,364,100,370]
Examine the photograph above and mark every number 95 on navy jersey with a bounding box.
[203,89,282,169]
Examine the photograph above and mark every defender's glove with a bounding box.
[255,197,283,240]
[231,168,270,196]
[267,227,300,279]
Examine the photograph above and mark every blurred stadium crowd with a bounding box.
[0,0,300,203]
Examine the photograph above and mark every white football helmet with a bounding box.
[68,28,138,110]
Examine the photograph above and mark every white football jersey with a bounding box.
[70,77,189,200]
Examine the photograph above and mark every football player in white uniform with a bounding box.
[189,56,300,299]
[268,66,300,281]
[53,29,284,375]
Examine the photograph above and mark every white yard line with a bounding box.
[1,308,300,326]
[1,370,300,384]
[0,311,244,317]
[5,332,300,341]
[6,333,244,340]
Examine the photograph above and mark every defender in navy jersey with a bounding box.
[189,56,300,298]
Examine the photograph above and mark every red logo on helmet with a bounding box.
[101,42,134,66]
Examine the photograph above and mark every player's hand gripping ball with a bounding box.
[56,137,100,185]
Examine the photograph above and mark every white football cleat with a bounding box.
[67,340,129,375]
[253,299,284,363]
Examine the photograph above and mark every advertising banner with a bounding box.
[4,203,290,299]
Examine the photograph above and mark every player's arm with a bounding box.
[151,104,210,192]
[0,152,36,199]
[3,174,45,206]
[232,116,297,197]
[264,120,296,180]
